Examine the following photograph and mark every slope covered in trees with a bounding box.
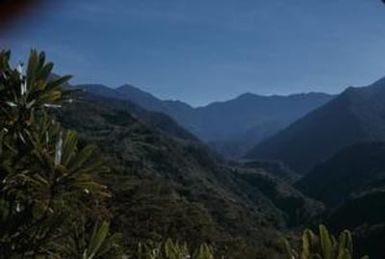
[296,142,385,207]
[56,89,325,257]
[246,77,385,174]
[327,190,385,258]
[294,141,385,258]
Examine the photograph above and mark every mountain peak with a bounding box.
[116,84,151,95]
[246,76,385,174]
[116,83,140,90]
[236,92,333,101]
[75,82,333,159]
[235,92,265,101]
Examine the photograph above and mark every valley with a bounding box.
[3,1,385,258]
[68,76,385,258]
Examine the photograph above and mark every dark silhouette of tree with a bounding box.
[0,49,121,258]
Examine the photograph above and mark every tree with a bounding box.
[0,49,120,258]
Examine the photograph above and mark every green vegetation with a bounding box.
[295,142,385,257]
[0,49,228,258]
[135,239,214,259]
[59,89,332,257]
[0,49,120,257]
[296,142,385,207]
[58,91,288,257]
[0,49,376,258]
[283,225,368,259]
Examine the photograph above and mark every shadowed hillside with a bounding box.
[296,142,385,207]
[292,141,385,258]
[246,77,385,174]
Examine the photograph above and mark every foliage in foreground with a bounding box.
[283,225,369,259]
[135,239,214,259]
[0,49,120,258]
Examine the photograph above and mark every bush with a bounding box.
[282,225,369,259]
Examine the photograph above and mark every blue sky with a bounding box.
[2,0,385,106]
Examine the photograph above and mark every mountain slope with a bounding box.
[295,142,385,207]
[293,140,385,258]
[56,91,322,257]
[79,84,333,158]
[246,77,385,174]
[193,92,333,141]
[327,190,385,259]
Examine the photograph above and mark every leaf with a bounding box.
[301,229,313,259]
[86,221,110,259]
[319,225,334,259]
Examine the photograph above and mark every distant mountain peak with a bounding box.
[117,83,142,91]
[236,92,333,101]
[237,92,261,98]
[75,82,333,159]
[246,76,385,174]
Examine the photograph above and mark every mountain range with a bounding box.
[56,89,323,257]
[246,77,385,174]
[67,75,385,258]
[77,84,333,158]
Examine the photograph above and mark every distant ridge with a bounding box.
[77,83,333,158]
[246,77,385,174]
